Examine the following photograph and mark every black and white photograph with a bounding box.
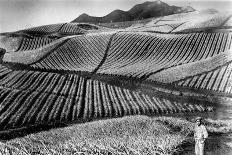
[0,0,232,154]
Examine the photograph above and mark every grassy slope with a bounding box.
[0,35,23,52]
[0,115,231,155]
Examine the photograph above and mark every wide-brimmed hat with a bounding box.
[195,117,202,121]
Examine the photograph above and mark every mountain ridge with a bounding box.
[72,0,195,23]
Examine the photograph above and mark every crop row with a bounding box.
[97,32,232,78]
[23,31,232,79]
[224,16,232,26]
[0,82,210,130]
[0,67,212,130]
[175,62,232,93]
[0,65,12,78]
[83,79,209,119]
[17,37,56,51]
[31,33,111,72]
[0,69,83,97]
[59,23,87,34]
[22,23,64,33]
[21,23,99,34]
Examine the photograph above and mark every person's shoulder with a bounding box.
[200,124,207,129]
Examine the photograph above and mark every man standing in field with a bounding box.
[194,117,208,155]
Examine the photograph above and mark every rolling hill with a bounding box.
[0,9,231,135]
[72,0,195,23]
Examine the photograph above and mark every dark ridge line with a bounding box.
[14,37,25,52]
[142,78,232,99]
[2,61,232,98]
[0,61,185,98]
[172,59,232,84]
[140,57,197,81]
[89,71,232,99]
[140,68,166,81]
[141,51,232,82]
[1,62,93,79]
[3,57,232,100]
[57,23,68,32]
[220,15,232,28]
[91,32,118,74]
[169,22,187,33]
[153,17,164,25]
[171,80,232,99]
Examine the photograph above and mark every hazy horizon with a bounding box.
[0,0,231,33]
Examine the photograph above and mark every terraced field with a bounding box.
[21,23,65,34]
[16,37,56,51]
[31,33,112,72]
[19,23,107,35]
[175,62,232,93]
[0,64,211,131]
[0,10,231,133]
[96,32,232,78]
[4,31,232,78]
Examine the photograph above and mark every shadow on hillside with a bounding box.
[0,48,6,63]
[0,109,215,141]
[0,122,68,141]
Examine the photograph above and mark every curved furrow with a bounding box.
[174,62,232,94]
[0,66,213,131]
[30,33,112,72]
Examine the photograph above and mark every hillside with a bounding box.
[0,9,232,140]
[72,0,195,23]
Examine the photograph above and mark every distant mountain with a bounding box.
[72,0,195,23]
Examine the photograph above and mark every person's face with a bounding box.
[196,120,201,126]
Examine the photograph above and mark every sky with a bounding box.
[0,0,231,33]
